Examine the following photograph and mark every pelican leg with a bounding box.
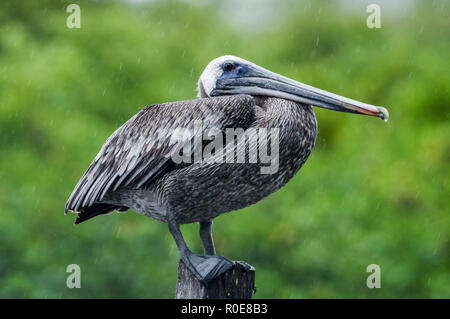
[168,218,233,287]
[199,220,216,255]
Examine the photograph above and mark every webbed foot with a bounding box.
[182,252,234,287]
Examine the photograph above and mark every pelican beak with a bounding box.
[211,64,389,122]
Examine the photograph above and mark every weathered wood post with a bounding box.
[175,260,255,299]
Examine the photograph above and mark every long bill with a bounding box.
[211,64,389,122]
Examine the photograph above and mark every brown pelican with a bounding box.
[65,55,388,286]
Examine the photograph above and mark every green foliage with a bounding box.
[0,0,448,298]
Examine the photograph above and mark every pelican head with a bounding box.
[198,55,389,121]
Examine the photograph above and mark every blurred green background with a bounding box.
[0,0,448,298]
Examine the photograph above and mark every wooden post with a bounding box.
[175,260,255,299]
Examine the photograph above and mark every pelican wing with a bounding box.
[65,95,255,213]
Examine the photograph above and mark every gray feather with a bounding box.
[65,95,255,213]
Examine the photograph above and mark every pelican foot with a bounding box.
[182,253,234,287]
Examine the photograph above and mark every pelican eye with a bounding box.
[222,62,235,72]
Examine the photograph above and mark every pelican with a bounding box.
[65,55,388,286]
